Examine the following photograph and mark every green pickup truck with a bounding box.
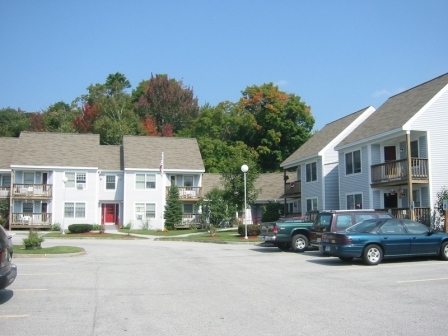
[259,212,318,252]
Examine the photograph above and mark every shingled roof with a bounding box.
[98,145,123,171]
[12,132,100,168]
[0,137,19,169]
[123,136,204,171]
[282,107,371,166]
[337,73,448,148]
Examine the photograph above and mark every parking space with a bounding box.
[1,239,448,336]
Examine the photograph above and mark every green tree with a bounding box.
[0,199,10,228]
[236,83,315,172]
[43,101,77,133]
[164,182,183,230]
[198,188,236,227]
[221,157,260,215]
[75,73,144,144]
[133,74,199,134]
[0,108,30,137]
[261,202,282,222]
[434,187,448,231]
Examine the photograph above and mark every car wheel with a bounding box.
[362,244,383,265]
[291,234,308,253]
[276,243,291,251]
[440,241,448,260]
[339,256,354,262]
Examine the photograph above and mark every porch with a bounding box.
[0,186,10,198]
[284,180,301,197]
[175,213,202,229]
[388,207,431,226]
[166,186,202,200]
[371,158,429,186]
[12,184,53,199]
[9,212,52,229]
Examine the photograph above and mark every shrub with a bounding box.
[52,223,61,231]
[23,229,44,249]
[229,217,239,227]
[68,224,93,234]
[238,224,261,236]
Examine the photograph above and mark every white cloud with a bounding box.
[275,80,288,87]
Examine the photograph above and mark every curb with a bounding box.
[13,251,87,258]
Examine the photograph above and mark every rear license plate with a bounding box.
[317,238,321,242]
[325,246,330,252]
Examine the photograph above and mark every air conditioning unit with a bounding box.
[76,183,85,189]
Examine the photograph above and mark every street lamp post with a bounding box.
[62,175,67,235]
[241,164,249,239]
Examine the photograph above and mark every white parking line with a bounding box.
[13,289,48,291]
[397,278,448,284]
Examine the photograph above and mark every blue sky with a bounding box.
[1,1,447,130]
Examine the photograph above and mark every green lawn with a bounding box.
[44,232,147,239]
[118,228,208,236]
[14,245,85,254]
[158,229,262,242]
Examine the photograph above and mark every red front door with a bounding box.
[102,204,116,224]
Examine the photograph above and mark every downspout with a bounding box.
[283,170,287,217]
[9,169,14,228]
[406,131,414,220]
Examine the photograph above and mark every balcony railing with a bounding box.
[371,158,428,184]
[12,184,53,198]
[175,214,202,229]
[388,207,431,226]
[0,186,10,198]
[285,180,301,196]
[166,186,202,199]
[10,212,52,229]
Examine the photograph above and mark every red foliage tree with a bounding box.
[141,117,159,136]
[73,103,100,133]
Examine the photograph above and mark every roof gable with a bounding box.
[123,136,204,171]
[281,107,372,166]
[337,73,448,148]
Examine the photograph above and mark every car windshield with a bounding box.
[346,219,381,233]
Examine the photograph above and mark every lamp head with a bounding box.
[241,164,249,173]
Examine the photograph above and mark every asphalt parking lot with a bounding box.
[1,237,448,336]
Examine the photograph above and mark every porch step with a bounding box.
[104,224,118,233]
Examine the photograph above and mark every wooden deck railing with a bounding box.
[10,212,52,228]
[0,186,10,198]
[371,158,428,184]
[388,207,431,226]
[285,180,301,196]
[175,214,202,228]
[12,184,53,198]
[166,186,202,199]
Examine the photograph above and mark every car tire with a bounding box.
[339,256,354,262]
[362,244,383,265]
[291,234,308,253]
[440,241,448,260]
[276,243,291,251]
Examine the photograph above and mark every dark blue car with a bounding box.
[319,218,448,265]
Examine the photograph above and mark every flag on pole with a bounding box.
[159,152,164,174]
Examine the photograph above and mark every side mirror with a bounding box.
[428,228,435,236]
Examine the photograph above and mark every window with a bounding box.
[135,203,156,219]
[106,175,116,190]
[306,198,318,211]
[136,174,156,189]
[183,204,194,214]
[379,220,406,234]
[2,175,11,187]
[345,150,361,175]
[64,202,86,218]
[184,176,193,187]
[412,189,421,207]
[347,193,362,209]
[306,162,317,182]
[335,215,353,230]
[410,140,419,158]
[24,172,35,184]
[23,203,33,214]
[64,172,86,188]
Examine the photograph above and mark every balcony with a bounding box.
[175,214,202,229]
[371,158,429,187]
[12,184,53,199]
[0,186,10,198]
[284,180,301,197]
[10,212,52,229]
[166,186,202,200]
[387,207,431,226]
